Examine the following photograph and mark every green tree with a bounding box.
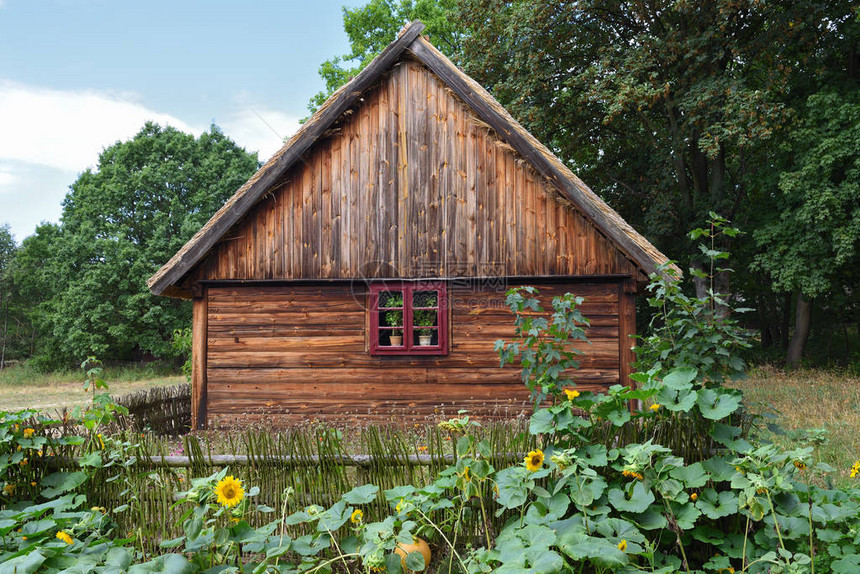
[13,123,258,369]
[456,1,841,264]
[753,91,860,367]
[0,224,16,368]
[308,0,462,113]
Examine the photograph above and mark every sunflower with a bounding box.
[524,449,544,472]
[56,531,73,545]
[350,508,363,525]
[649,403,661,412]
[617,539,627,552]
[214,475,245,508]
[23,428,35,438]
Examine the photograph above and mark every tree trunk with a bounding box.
[780,293,791,350]
[787,293,812,368]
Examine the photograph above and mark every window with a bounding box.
[369,282,448,355]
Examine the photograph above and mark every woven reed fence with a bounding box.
[114,383,191,436]
[42,422,535,556]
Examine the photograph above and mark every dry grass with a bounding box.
[0,364,183,413]
[730,365,860,485]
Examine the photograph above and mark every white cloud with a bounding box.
[0,80,198,173]
[0,80,301,240]
[217,108,300,162]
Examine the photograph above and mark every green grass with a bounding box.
[730,365,860,486]
[0,363,184,412]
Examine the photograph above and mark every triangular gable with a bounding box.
[148,21,673,298]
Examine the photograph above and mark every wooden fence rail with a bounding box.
[52,452,527,469]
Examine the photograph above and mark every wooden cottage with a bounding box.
[148,22,673,429]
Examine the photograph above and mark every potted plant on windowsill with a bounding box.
[381,293,404,346]
[414,309,437,346]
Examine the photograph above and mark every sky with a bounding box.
[0,0,362,243]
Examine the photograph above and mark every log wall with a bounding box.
[204,281,629,427]
[187,58,642,286]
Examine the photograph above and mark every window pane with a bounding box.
[413,326,438,347]
[380,327,404,347]
[413,290,438,308]
[379,291,404,308]
[378,290,403,347]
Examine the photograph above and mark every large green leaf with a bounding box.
[0,550,46,574]
[127,554,195,574]
[670,462,709,488]
[662,368,698,389]
[696,489,739,519]
[608,482,655,513]
[656,387,698,412]
[697,389,741,420]
[40,471,88,498]
[557,530,629,568]
[342,484,379,505]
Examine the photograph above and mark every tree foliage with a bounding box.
[313,0,859,365]
[753,91,860,299]
[308,0,462,113]
[12,123,258,369]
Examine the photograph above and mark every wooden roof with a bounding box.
[148,21,675,298]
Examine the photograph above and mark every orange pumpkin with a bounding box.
[394,537,432,572]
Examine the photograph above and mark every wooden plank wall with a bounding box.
[204,281,622,427]
[189,58,642,285]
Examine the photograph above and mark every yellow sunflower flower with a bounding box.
[350,508,364,525]
[617,539,627,551]
[23,428,35,438]
[214,475,245,508]
[649,403,661,412]
[690,492,698,501]
[524,449,545,472]
[56,531,73,545]
[850,461,860,478]
[564,389,580,401]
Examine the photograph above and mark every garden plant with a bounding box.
[1,218,859,572]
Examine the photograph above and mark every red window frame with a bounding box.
[369,281,448,356]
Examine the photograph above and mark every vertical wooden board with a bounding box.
[522,166,537,275]
[364,88,381,277]
[330,139,343,277]
[475,125,488,275]
[465,124,477,275]
[313,141,323,277]
[618,282,637,388]
[348,114,360,277]
[408,63,427,277]
[445,92,458,276]
[375,77,389,273]
[192,294,208,430]
[283,179,296,278]
[262,198,273,279]
[484,135,498,273]
[435,77,449,276]
[272,184,284,278]
[504,150,517,275]
[535,175,548,275]
[427,74,442,274]
[545,187,557,275]
[320,141,333,277]
[453,98,469,273]
[236,219,248,279]
[396,64,410,277]
[385,73,400,275]
[299,161,312,276]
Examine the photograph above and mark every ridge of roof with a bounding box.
[148,20,674,297]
